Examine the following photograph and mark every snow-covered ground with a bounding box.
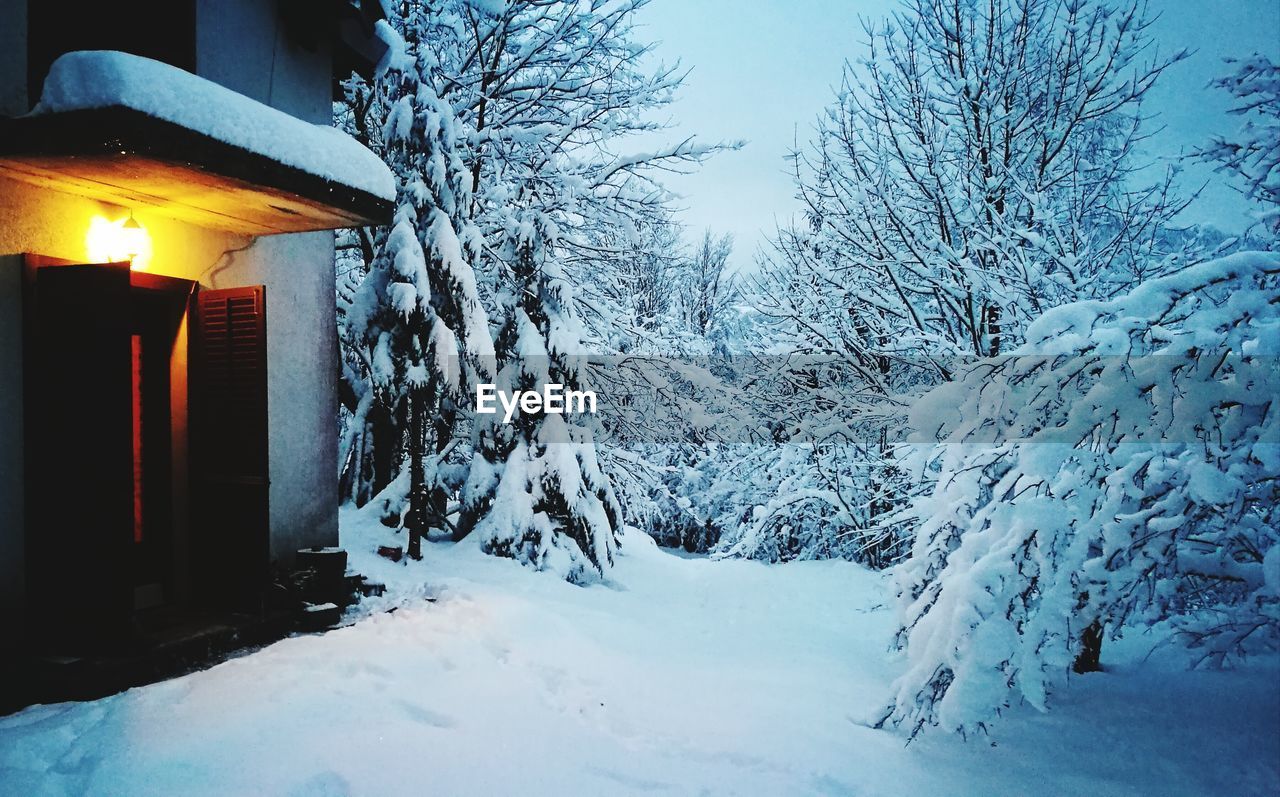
[2,510,1277,796]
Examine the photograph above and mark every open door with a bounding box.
[22,258,267,648]
[26,261,134,650]
[191,286,269,611]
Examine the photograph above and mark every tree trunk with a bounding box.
[432,409,452,540]
[366,400,397,504]
[1073,620,1104,673]
[406,391,427,561]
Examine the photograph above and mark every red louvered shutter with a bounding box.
[192,286,269,610]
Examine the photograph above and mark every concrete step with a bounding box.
[294,547,355,607]
[299,602,341,631]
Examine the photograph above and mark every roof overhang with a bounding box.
[0,51,395,236]
[0,106,393,236]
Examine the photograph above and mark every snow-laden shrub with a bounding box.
[709,444,855,563]
[706,442,911,567]
[880,252,1280,738]
[604,445,719,553]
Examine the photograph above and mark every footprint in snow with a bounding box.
[395,699,458,729]
[287,770,353,797]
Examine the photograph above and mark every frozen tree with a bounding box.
[340,15,496,555]
[708,440,911,568]
[419,0,724,303]
[337,0,724,578]
[624,219,682,332]
[1199,54,1280,236]
[764,0,1187,365]
[680,230,737,337]
[461,216,622,582]
[724,0,1190,569]
[878,251,1280,738]
[696,348,915,568]
[435,0,716,578]
[578,212,687,347]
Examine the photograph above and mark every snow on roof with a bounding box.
[32,51,395,202]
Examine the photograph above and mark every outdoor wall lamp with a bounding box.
[87,210,152,270]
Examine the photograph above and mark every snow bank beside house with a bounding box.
[0,511,1275,796]
[32,51,395,201]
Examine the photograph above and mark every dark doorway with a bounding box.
[24,258,134,651]
[128,275,190,611]
[21,257,268,652]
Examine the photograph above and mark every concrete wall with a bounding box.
[0,178,340,583]
[0,254,25,651]
[205,230,341,563]
[0,0,25,116]
[195,0,333,125]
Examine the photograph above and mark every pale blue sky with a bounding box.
[638,0,1280,264]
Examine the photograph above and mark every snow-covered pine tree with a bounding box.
[341,12,495,551]
[878,251,1280,739]
[338,0,731,574]
[424,0,724,578]
[462,215,621,583]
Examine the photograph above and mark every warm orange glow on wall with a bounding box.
[132,334,145,544]
[87,213,153,270]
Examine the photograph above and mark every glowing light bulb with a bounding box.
[87,212,152,270]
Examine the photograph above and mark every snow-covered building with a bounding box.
[0,0,394,667]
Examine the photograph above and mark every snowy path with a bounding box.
[1,511,1277,796]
